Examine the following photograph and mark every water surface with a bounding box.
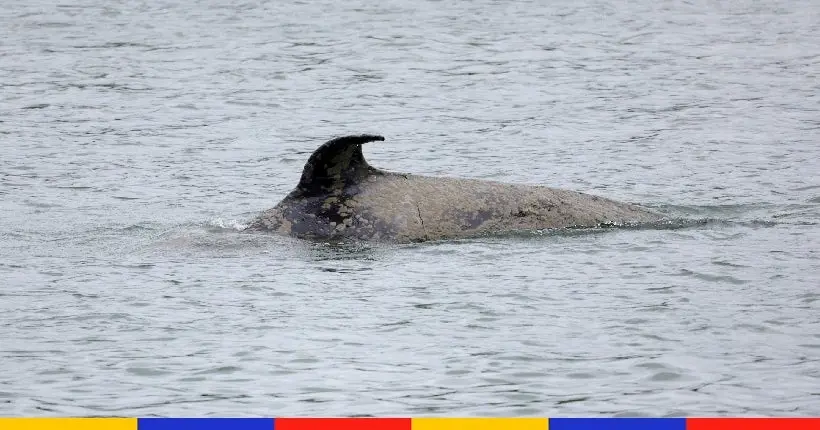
[1,0,819,417]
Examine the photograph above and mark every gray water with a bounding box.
[2,0,819,417]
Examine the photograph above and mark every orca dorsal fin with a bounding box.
[295,134,385,196]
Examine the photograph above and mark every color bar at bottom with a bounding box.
[688,418,820,430]
[137,418,273,430]
[550,418,684,430]
[0,418,137,430]
[0,417,818,430]
[276,418,410,430]
[413,418,547,430]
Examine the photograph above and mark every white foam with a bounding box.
[208,217,248,231]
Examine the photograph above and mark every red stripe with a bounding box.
[687,418,820,430]
[275,418,411,430]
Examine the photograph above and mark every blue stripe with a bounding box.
[549,418,687,430]
[138,418,273,430]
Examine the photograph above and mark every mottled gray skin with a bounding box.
[246,135,663,242]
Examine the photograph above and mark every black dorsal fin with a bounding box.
[295,134,385,196]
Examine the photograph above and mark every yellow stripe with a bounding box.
[0,418,137,430]
[412,418,548,430]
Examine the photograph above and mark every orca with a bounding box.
[246,135,662,242]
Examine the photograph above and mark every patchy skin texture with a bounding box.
[245,135,663,242]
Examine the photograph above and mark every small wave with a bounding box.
[206,217,248,231]
[607,218,775,230]
[463,217,776,242]
[656,203,777,218]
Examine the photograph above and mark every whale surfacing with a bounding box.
[246,134,662,242]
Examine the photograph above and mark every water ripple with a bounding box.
[1,0,819,418]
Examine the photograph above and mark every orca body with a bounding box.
[246,135,662,242]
